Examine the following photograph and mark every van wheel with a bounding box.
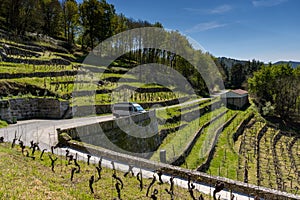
[115,114,119,118]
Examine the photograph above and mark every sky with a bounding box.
[78,0,300,63]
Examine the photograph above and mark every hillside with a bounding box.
[0,29,200,123]
[274,61,300,68]
[0,23,299,200]
[217,57,300,69]
[148,101,300,195]
[217,57,249,69]
[0,142,209,199]
[1,0,299,199]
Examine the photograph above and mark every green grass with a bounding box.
[110,58,138,67]
[156,98,214,121]
[182,109,236,170]
[72,94,112,106]
[159,121,187,131]
[53,52,76,60]
[99,73,136,80]
[0,120,8,128]
[0,62,75,73]
[0,142,209,199]
[0,38,60,52]
[207,109,253,179]
[151,106,227,163]
[151,118,201,163]
[156,106,181,120]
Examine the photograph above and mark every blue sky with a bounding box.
[78,0,300,62]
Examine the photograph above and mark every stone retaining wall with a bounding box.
[0,41,44,53]
[58,111,159,158]
[2,45,41,58]
[0,98,70,123]
[0,70,78,79]
[3,57,71,65]
[0,100,13,123]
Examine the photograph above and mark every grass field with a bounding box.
[0,142,210,200]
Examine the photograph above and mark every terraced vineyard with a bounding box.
[0,36,195,111]
[151,99,224,163]
[1,33,300,198]
[150,100,300,196]
[240,126,300,193]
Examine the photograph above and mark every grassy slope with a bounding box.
[0,44,192,106]
[182,109,235,170]
[0,143,209,199]
[207,110,249,179]
[0,120,8,128]
[151,106,227,163]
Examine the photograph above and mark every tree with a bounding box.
[80,0,115,49]
[98,0,115,40]
[62,0,79,45]
[231,63,245,88]
[80,0,101,49]
[0,0,43,35]
[41,0,63,37]
[111,13,127,35]
[0,0,10,28]
[8,0,23,33]
[248,64,300,119]
[20,0,44,34]
[272,64,297,118]
[248,64,274,105]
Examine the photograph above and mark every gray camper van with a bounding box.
[112,102,146,118]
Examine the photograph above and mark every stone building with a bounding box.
[221,89,249,109]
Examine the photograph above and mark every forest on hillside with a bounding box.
[0,0,299,123]
[0,0,162,49]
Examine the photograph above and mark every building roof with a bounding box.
[231,89,248,95]
[221,89,248,98]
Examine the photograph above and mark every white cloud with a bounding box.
[252,0,288,7]
[184,4,232,14]
[210,5,233,14]
[184,8,202,13]
[185,21,227,33]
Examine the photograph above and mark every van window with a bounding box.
[134,105,144,111]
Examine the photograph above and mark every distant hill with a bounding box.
[217,57,249,69]
[217,57,300,69]
[273,61,300,68]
